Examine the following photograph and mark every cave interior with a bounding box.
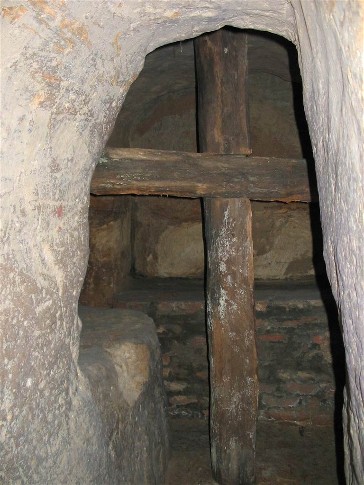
[80,29,345,483]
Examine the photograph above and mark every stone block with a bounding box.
[133,197,204,278]
[132,198,324,280]
[78,306,168,484]
[80,196,132,307]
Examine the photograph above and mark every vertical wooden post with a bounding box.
[195,29,258,484]
[194,28,251,155]
[204,197,256,484]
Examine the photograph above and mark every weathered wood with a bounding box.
[204,198,257,484]
[194,28,251,154]
[195,28,257,484]
[91,148,315,202]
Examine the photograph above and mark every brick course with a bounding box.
[114,279,345,425]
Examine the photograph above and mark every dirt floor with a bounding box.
[165,418,344,485]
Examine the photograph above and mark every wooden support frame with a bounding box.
[194,28,251,155]
[204,197,257,484]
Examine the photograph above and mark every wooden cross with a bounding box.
[91,28,314,485]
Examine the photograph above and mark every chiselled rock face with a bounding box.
[1,1,363,484]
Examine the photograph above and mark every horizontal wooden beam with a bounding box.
[91,147,316,202]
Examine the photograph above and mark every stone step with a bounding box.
[113,276,335,314]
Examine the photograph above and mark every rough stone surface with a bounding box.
[166,418,342,484]
[133,197,204,278]
[132,199,324,280]
[253,202,325,279]
[1,1,363,483]
[109,33,305,158]
[78,306,168,484]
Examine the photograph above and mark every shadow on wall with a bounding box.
[250,41,346,467]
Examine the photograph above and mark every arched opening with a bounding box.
[80,28,345,483]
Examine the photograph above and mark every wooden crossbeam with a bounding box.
[91,147,315,202]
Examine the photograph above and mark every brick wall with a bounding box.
[114,280,345,426]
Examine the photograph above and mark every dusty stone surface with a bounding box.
[166,418,342,484]
[133,199,323,279]
[109,33,305,158]
[134,197,204,278]
[109,40,198,152]
[1,1,363,483]
[78,306,168,484]
[253,202,325,279]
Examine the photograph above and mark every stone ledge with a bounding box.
[78,306,168,484]
[113,276,335,310]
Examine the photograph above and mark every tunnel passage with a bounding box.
[80,29,345,483]
[2,0,363,483]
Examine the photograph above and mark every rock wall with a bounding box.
[78,307,168,484]
[1,1,363,483]
[131,198,323,280]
